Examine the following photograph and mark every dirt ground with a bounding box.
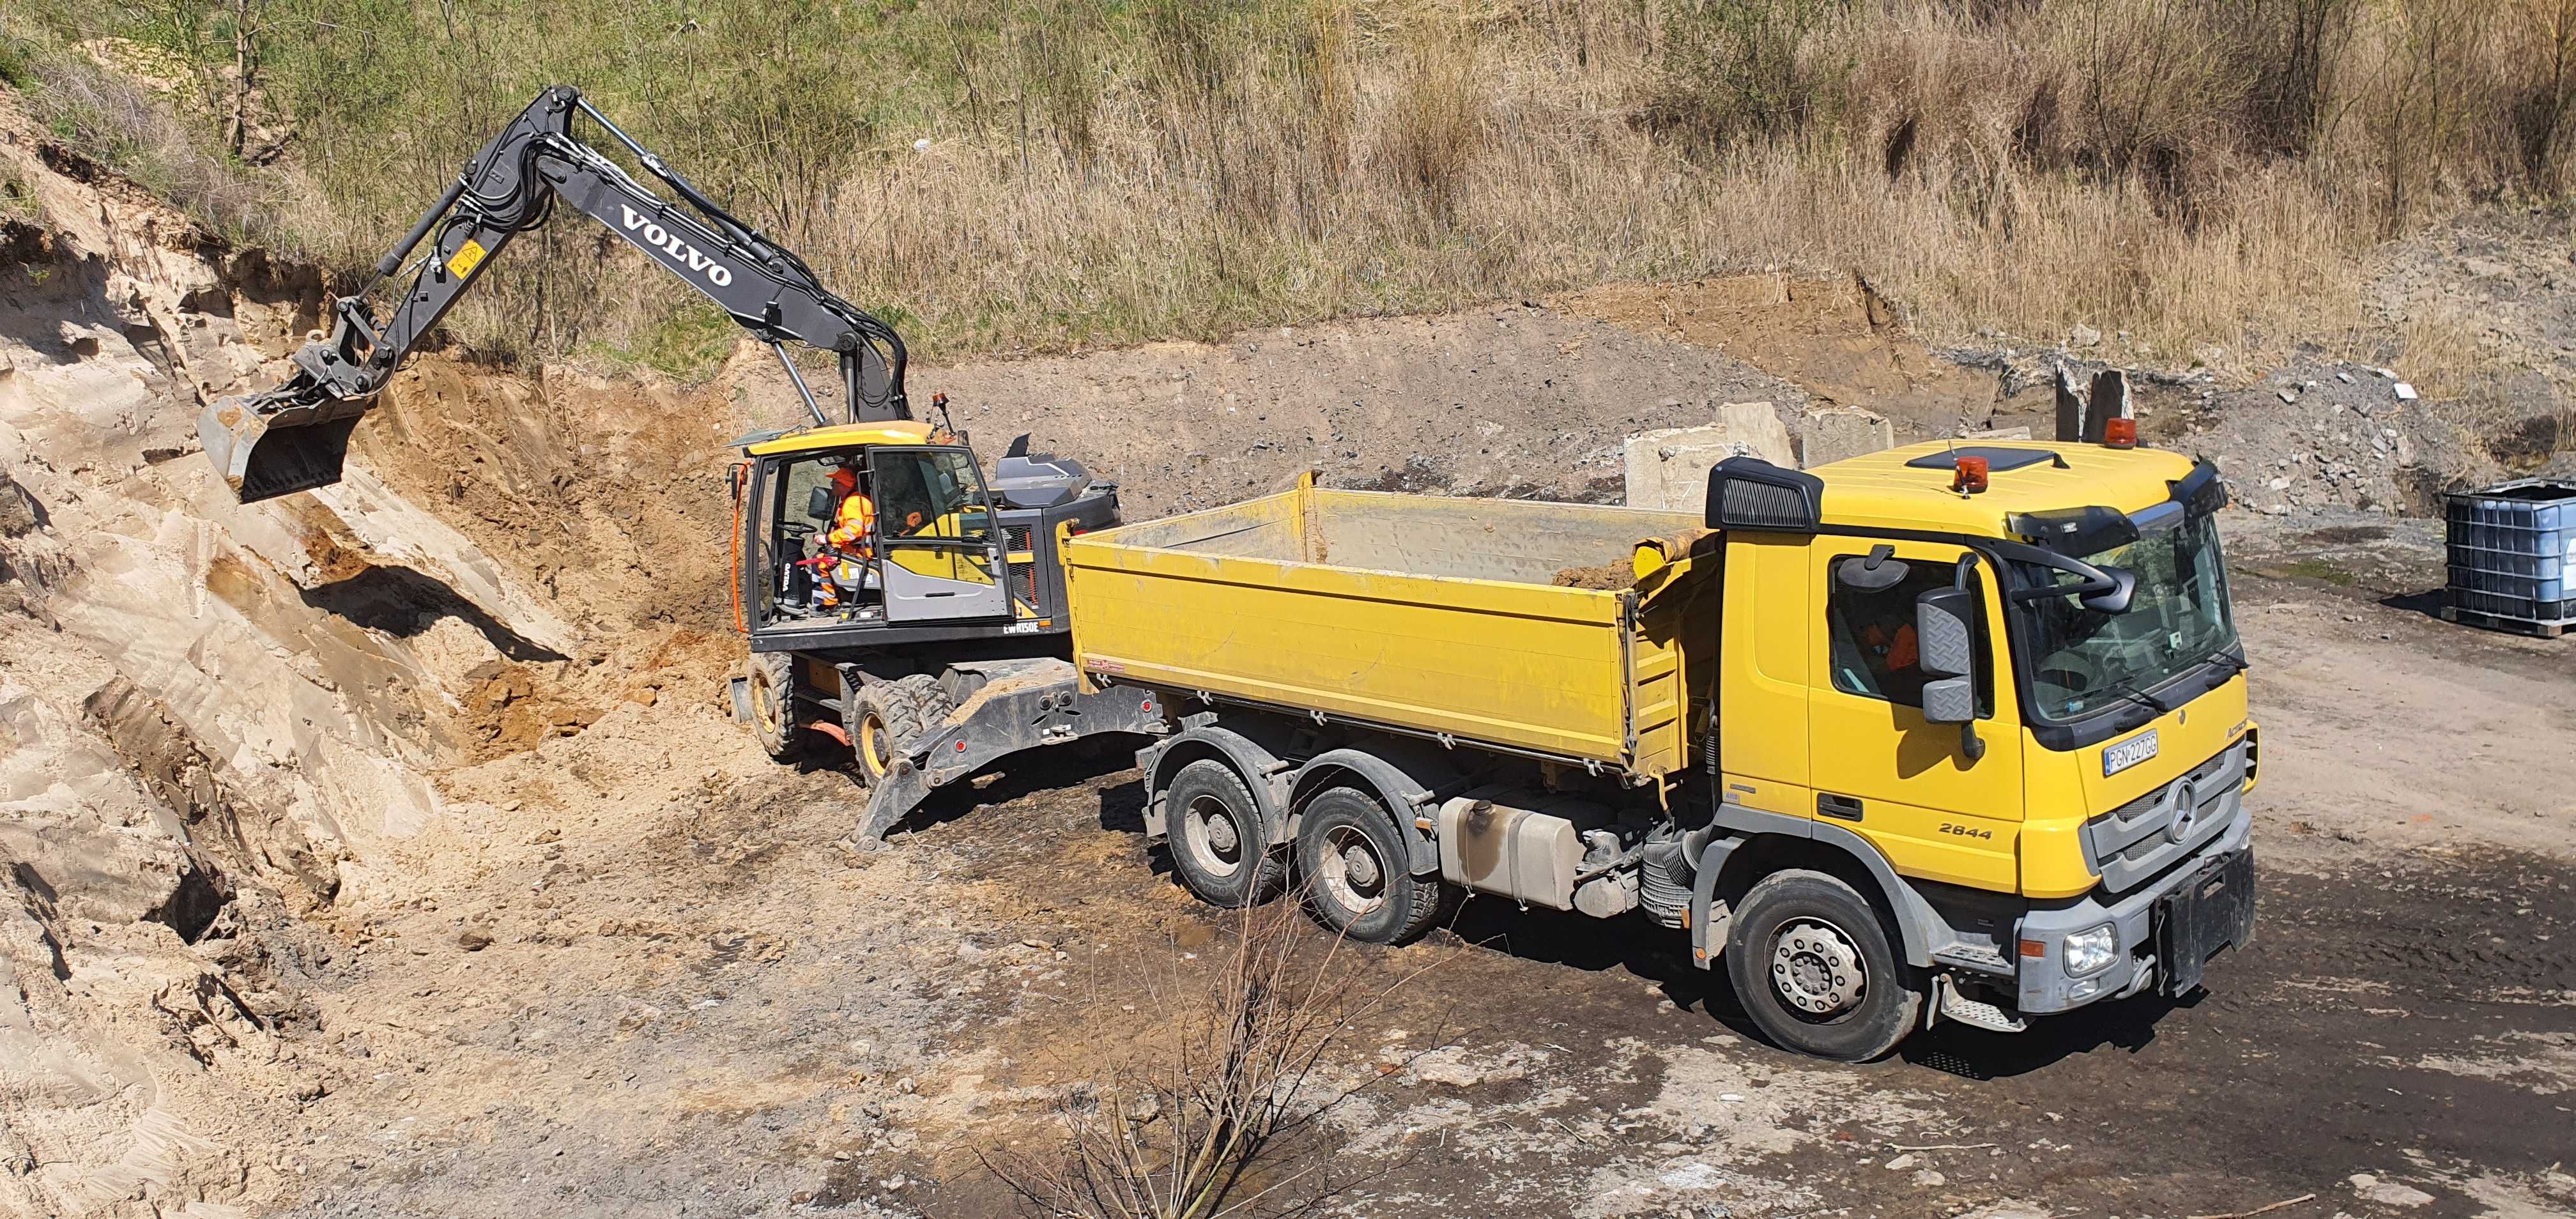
[233,556,2576,1219]
[5,98,2576,1219]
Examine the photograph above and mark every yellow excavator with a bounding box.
[201,86,1143,785]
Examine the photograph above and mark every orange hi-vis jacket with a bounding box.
[827,491,877,555]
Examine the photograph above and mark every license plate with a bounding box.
[2103,729,2160,777]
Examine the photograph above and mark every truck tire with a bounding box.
[1163,759,1283,908]
[1724,870,1923,1062]
[848,674,950,781]
[746,652,802,761]
[1296,786,1442,946]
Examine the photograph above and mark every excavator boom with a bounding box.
[206,86,908,503]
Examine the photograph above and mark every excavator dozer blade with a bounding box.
[199,395,369,504]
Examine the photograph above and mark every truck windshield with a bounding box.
[2014,513,2237,721]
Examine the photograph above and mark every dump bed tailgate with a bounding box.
[1063,484,1703,775]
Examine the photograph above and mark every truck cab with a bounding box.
[1696,441,2255,1051]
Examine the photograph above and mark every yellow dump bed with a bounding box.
[1063,479,1712,778]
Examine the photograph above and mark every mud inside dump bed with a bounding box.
[1106,487,1701,586]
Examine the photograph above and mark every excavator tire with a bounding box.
[747,651,802,761]
[849,674,954,781]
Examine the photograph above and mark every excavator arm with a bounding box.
[204,85,910,503]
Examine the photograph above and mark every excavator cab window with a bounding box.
[751,450,886,627]
[867,447,1012,624]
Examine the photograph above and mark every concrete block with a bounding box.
[2053,362,2086,441]
[1624,402,1796,511]
[1799,406,1894,469]
[2084,369,2133,442]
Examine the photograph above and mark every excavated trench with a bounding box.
[0,118,762,1213]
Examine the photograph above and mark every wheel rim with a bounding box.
[857,710,893,777]
[1182,795,1246,878]
[1770,917,1867,1020]
[1317,824,1387,916]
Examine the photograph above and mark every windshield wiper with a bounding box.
[2096,675,2178,715]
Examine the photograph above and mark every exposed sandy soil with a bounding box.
[228,572,2576,1219]
[852,308,1814,514]
[5,86,2576,1219]
[1559,273,2028,434]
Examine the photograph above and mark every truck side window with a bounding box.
[1826,556,1984,710]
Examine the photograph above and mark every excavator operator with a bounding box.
[814,459,879,613]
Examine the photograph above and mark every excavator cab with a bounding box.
[728,423,1118,781]
[733,423,1117,652]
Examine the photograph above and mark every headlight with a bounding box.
[2064,923,2118,976]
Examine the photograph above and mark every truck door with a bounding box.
[1805,540,2025,891]
[868,446,1013,624]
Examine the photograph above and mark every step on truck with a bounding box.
[865,437,2257,1061]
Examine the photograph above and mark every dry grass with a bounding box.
[7,0,2564,377]
[10,44,284,245]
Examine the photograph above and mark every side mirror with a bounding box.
[1836,546,1910,592]
[1915,585,1987,760]
[2082,565,2137,614]
[807,484,836,521]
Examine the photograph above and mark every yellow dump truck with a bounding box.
[859,438,2256,1060]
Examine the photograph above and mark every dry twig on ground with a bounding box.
[979,891,1436,1219]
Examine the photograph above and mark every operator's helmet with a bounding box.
[828,462,859,496]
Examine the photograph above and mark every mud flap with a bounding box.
[855,661,1169,839]
[728,675,754,724]
[2156,847,2256,997]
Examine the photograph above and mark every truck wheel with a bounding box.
[746,652,802,761]
[1163,760,1282,908]
[1296,787,1442,946]
[1724,870,1922,1062]
[849,674,947,781]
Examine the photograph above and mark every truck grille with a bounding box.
[2080,740,2248,894]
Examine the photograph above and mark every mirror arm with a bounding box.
[1959,722,1984,762]
[1991,538,2120,602]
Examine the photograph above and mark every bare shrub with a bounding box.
[979,897,1430,1219]
[2501,0,2576,195]
[1650,0,1855,153]
[1378,26,1484,227]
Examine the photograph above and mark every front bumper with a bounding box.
[2014,808,2256,1015]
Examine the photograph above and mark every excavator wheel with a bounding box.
[848,674,954,781]
[746,651,803,761]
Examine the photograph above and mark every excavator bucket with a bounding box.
[199,394,370,504]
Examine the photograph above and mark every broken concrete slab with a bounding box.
[1624,402,1796,510]
[2053,363,2086,442]
[1963,425,2033,441]
[1799,406,1894,469]
[2085,369,2134,442]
